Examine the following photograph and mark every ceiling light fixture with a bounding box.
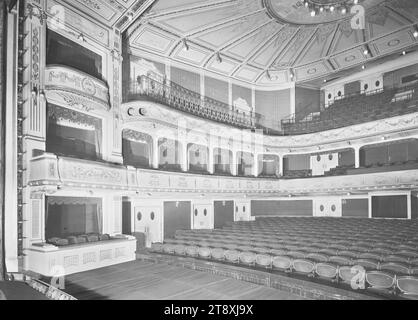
[413,30,418,38]
[182,39,189,51]
[303,1,356,17]
[127,12,134,21]
[216,52,222,63]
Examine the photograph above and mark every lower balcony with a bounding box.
[29,153,418,195]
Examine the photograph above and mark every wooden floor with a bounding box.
[63,260,306,300]
[0,281,47,300]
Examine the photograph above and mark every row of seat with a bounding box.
[150,242,418,297]
[153,217,418,298]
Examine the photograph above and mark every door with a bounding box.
[134,206,162,247]
[193,204,212,230]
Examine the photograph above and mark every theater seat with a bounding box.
[198,247,211,259]
[316,263,339,281]
[163,244,175,254]
[272,256,292,271]
[150,243,164,253]
[239,251,256,266]
[174,244,186,255]
[353,259,380,271]
[293,259,315,275]
[329,256,353,266]
[397,277,418,297]
[225,250,240,263]
[380,262,410,275]
[383,255,410,264]
[211,248,225,260]
[307,253,328,263]
[256,254,272,268]
[366,271,396,290]
[185,245,199,257]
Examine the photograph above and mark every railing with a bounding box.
[124,75,270,130]
[281,84,418,135]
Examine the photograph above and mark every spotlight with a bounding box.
[363,49,369,56]
[78,33,85,42]
[402,51,406,56]
[310,10,316,17]
[320,7,324,13]
[413,30,418,38]
[361,65,366,70]
[354,0,359,4]
[330,6,335,12]
[127,12,134,21]
[341,7,347,15]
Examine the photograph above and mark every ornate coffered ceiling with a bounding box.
[58,0,156,31]
[123,0,418,85]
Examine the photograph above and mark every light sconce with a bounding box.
[78,33,86,42]
[127,12,134,21]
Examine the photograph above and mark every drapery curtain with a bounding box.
[122,130,153,168]
[46,104,102,160]
[45,197,102,239]
[188,144,208,172]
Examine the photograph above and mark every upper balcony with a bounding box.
[123,75,280,132]
[282,84,418,135]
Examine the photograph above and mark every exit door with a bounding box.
[193,204,212,229]
[134,206,162,247]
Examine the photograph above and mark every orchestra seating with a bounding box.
[282,84,418,135]
[151,217,418,299]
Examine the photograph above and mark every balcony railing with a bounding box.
[281,84,418,135]
[124,75,269,130]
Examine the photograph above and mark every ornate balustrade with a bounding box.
[29,153,418,195]
[124,75,264,129]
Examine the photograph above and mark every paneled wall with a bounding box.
[283,154,310,171]
[205,76,228,105]
[232,84,252,110]
[295,86,320,118]
[171,67,200,93]
[255,89,291,130]
[383,64,418,88]
[214,201,234,229]
[342,199,369,218]
[344,81,361,96]
[360,139,418,166]
[163,201,191,238]
[412,194,418,220]
[371,195,408,219]
[251,200,313,217]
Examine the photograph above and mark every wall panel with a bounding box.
[251,200,313,217]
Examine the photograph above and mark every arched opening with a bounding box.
[122,130,153,168]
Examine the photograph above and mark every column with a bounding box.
[253,154,259,177]
[181,142,188,172]
[354,146,361,169]
[232,151,238,176]
[208,147,214,174]
[152,137,159,169]
[278,155,284,177]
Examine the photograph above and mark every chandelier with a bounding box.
[302,0,361,17]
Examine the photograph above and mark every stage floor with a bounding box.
[62,260,306,300]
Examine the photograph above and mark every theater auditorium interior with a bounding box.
[1,0,418,302]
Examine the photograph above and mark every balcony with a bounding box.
[29,153,418,195]
[282,84,418,135]
[123,75,266,130]
[44,65,110,112]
